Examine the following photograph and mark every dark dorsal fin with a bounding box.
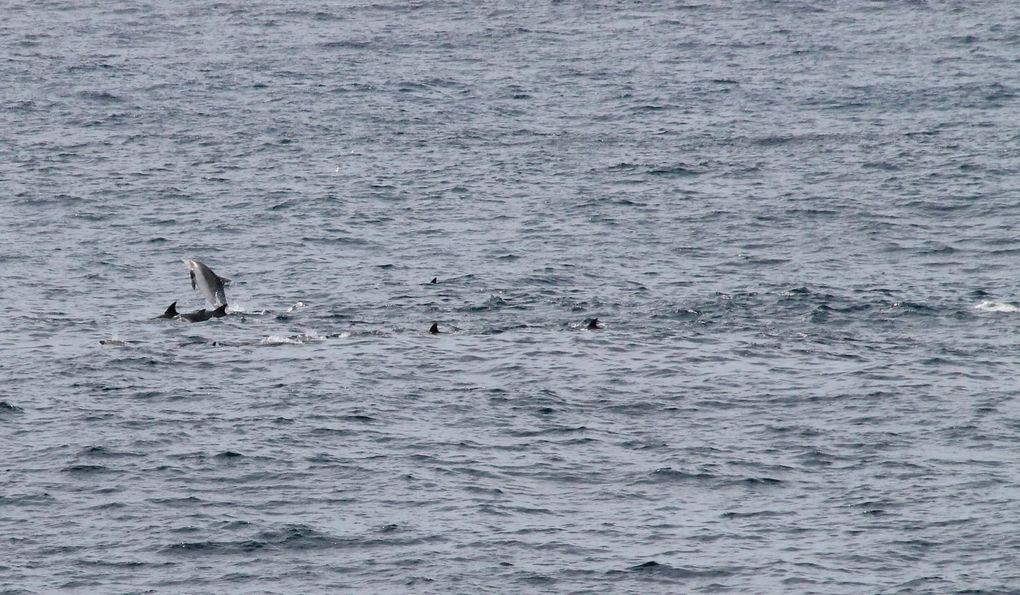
[211,303,228,318]
[430,277,438,284]
[429,322,440,334]
[587,318,600,330]
[161,301,178,318]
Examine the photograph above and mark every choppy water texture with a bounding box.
[4,1,1020,592]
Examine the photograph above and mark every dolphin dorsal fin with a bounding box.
[164,301,178,317]
[429,323,439,334]
[217,275,231,286]
[212,304,228,318]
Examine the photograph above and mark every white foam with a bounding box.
[974,300,1020,313]
[223,301,269,315]
[259,330,325,346]
[301,329,325,341]
[260,335,302,345]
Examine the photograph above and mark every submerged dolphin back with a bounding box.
[183,258,228,307]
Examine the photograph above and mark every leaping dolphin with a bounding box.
[183,259,229,308]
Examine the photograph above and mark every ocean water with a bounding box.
[4,0,1020,592]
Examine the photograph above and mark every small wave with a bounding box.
[653,307,701,321]
[0,401,24,414]
[507,425,588,438]
[462,293,521,312]
[78,446,142,458]
[99,337,139,347]
[163,539,267,555]
[622,560,736,579]
[889,301,936,313]
[647,163,701,176]
[256,524,343,551]
[318,39,373,49]
[643,467,715,483]
[62,464,115,474]
[340,414,376,423]
[721,510,791,519]
[77,90,124,103]
[481,324,530,335]
[974,300,1020,313]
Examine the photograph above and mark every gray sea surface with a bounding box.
[4,1,1020,593]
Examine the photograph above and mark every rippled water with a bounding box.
[4,1,1020,592]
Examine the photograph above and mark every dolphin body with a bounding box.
[180,304,228,323]
[154,300,227,323]
[183,259,229,308]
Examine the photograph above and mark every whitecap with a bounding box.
[259,331,325,346]
[260,335,302,345]
[974,300,1020,313]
